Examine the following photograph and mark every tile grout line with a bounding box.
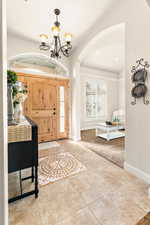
[87,205,103,225]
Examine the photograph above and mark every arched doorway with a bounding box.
[8,53,70,143]
[71,23,126,168]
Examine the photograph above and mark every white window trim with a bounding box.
[83,78,108,122]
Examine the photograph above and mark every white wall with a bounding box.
[80,66,119,130]
[118,70,125,111]
[71,61,81,140]
[7,32,40,59]
[125,0,150,178]
[0,0,8,224]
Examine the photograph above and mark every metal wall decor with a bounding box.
[131,58,150,105]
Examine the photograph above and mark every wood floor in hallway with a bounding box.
[81,129,124,168]
[9,140,150,225]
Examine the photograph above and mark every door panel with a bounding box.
[32,82,46,110]
[30,80,57,142]
[32,117,56,142]
[32,82,56,110]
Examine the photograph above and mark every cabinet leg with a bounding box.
[35,166,38,198]
[19,170,23,195]
[31,167,34,183]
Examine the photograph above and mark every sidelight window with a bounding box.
[59,86,65,132]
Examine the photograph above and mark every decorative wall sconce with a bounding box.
[131,58,150,105]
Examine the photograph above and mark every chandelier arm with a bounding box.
[62,51,69,57]
[60,44,72,57]
[61,43,72,51]
[39,43,50,51]
[60,45,68,56]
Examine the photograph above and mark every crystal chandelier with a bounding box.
[39,9,72,59]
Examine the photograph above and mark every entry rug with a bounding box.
[39,152,86,185]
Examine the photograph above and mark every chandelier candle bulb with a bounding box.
[64,33,72,42]
[52,26,60,37]
[40,34,48,44]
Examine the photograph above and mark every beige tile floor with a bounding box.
[9,140,150,225]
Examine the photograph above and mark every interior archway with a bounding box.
[72,23,126,167]
[78,23,125,63]
[71,23,126,142]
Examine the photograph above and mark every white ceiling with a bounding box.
[81,24,125,73]
[7,0,115,47]
[7,0,124,73]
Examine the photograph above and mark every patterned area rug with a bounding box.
[39,151,86,185]
[136,212,150,224]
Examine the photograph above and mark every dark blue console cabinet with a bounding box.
[8,118,39,203]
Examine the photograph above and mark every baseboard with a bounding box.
[124,162,150,184]
[81,127,96,131]
[71,136,81,141]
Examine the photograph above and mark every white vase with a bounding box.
[8,84,16,125]
[14,102,25,123]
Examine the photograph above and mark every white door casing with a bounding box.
[0,0,8,224]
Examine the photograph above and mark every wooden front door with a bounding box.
[17,73,69,143]
[30,80,57,142]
